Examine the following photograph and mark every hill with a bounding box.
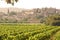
[0,8,60,23]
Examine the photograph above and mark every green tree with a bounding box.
[45,14,60,26]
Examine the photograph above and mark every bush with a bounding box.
[9,11,17,16]
[45,14,60,26]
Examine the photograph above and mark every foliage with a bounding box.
[5,0,18,5]
[45,14,60,26]
[9,11,17,16]
[0,23,60,40]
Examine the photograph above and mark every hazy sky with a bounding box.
[0,0,60,9]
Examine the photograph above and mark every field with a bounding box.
[0,23,60,40]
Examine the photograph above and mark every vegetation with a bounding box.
[0,8,60,40]
[53,31,60,40]
[5,0,18,5]
[0,8,60,25]
[0,23,60,40]
[45,14,60,26]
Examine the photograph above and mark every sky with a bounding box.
[0,0,60,9]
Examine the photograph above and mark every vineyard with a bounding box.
[0,23,60,40]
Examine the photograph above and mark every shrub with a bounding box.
[45,14,60,26]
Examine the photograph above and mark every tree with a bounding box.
[45,14,60,26]
[5,0,18,5]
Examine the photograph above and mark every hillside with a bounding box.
[0,8,60,23]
